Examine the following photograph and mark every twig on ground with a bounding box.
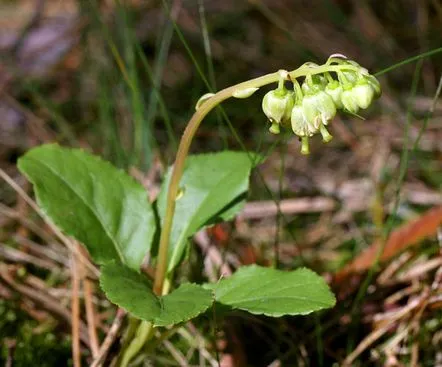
[0,243,59,271]
[83,269,100,358]
[71,249,82,367]
[343,297,423,365]
[238,197,336,220]
[15,180,30,238]
[0,203,54,244]
[157,329,188,367]
[13,234,70,267]
[179,324,219,367]
[396,257,442,283]
[90,308,127,367]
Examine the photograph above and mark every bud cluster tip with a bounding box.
[261,55,381,154]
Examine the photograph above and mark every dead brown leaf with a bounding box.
[334,206,442,283]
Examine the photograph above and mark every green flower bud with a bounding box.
[232,87,259,99]
[352,80,374,109]
[366,74,381,98]
[302,82,314,95]
[281,91,295,125]
[341,70,358,84]
[262,88,295,129]
[302,90,336,129]
[341,88,360,114]
[195,93,215,110]
[302,75,327,95]
[325,80,343,109]
[302,62,320,68]
[290,104,316,137]
[345,60,369,76]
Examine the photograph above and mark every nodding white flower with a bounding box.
[258,55,381,153]
[302,75,327,95]
[302,90,336,129]
[347,60,369,75]
[325,80,343,109]
[262,88,294,133]
[366,74,381,98]
[340,74,381,113]
[341,70,359,84]
[341,87,360,114]
[291,104,316,137]
[352,80,375,109]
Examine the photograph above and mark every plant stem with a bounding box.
[152,63,359,295]
[120,321,154,367]
[119,275,172,365]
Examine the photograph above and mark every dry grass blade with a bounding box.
[71,249,82,367]
[343,297,423,365]
[13,234,70,267]
[0,243,59,271]
[90,309,127,367]
[0,203,54,245]
[84,275,100,358]
[238,197,336,219]
[157,329,188,367]
[177,324,219,367]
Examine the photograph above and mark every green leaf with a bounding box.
[18,144,155,271]
[100,263,213,326]
[209,265,335,316]
[157,151,257,272]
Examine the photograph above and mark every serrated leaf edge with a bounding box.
[100,273,214,326]
[210,265,336,317]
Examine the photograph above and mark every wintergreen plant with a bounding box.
[17,54,379,365]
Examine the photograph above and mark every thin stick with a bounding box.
[0,242,59,271]
[71,251,81,367]
[0,203,54,245]
[90,309,127,367]
[77,242,99,358]
[84,277,100,358]
[13,234,70,267]
[343,297,422,365]
[238,197,336,219]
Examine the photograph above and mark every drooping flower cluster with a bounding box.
[261,56,381,154]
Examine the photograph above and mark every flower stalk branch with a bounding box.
[152,61,374,295]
